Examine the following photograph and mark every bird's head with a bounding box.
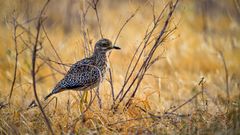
[94,38,121,53]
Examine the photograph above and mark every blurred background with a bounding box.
[0,0,240,134]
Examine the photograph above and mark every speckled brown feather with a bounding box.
[44,38,118,100]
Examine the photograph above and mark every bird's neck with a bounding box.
[92,51,109,77]
[92,51,108,64]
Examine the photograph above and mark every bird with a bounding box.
[28,38,120,108]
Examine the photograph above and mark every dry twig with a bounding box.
[114,3,169,103]
[109,5,142,106]
[30,0,54,134]
[89,0,103,38]
[8,13,19,105]
[218,51,230,104]
[113,0,180,110]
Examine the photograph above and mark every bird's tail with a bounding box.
[27,86,61,109]
[44,86,61,101]
[27,91,54,109]
[44,92,53,101]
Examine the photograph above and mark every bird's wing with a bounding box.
[56,58,101,90]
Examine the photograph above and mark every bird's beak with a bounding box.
[112,45,121,50]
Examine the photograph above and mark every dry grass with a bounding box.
[0,0,240,134]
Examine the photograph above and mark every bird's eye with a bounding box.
[101,43,108,47]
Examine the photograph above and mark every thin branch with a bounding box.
[218,51,230,103]
[42,24,67,72]
[169,91,202,113]
[114,3,169,103]
[124,0,179,108]
[43,96,58,114]
[168,78,206,113]
[113,0,179,110]
[114,21,155,102]
[37,56,72,67]
[234,0,240,15]
[95,86,102,109]
[113,6,140,45]
[134,79,205,120]
[108,68,115,105]
[108,116,153,126]
[36,73,57,82]
[8,14,19,105]
[89,0,103,38]
[21,34,66,76]
[108,5,141,105]
[122,3,168,82]
[31,0,54,134]
[39,58,66,75]
[79,1,92,57]
[35,62,45,74]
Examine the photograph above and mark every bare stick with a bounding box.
[79,1,92,57]
[114,3,169,103]
[108,6,141,105]
[124,0,179,108]
[167,78,206,113]
[37,56,72,67]
[218,51,230,103]
[31,0,54,134]
[124,29,176,108]
[169,91,202,113]
[89,0,103,38]
[84,91,95,113]
[108,68,115,105]
[112,0,179,110]
[42,24,67,72]
[8,14,19,105]
[234,0,240,14]
[113,7,140,45]
[108,116,153,126]
[95,86,102,109]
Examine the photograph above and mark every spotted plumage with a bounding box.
[44,38,120,100]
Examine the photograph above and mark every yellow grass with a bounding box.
[0,0,240,134]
